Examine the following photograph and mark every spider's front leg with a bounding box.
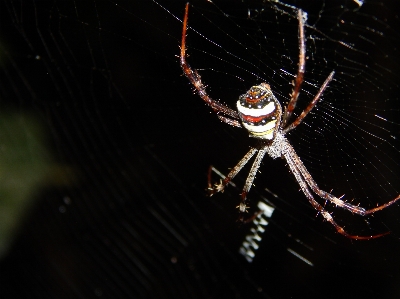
[283,139,400,239]
[207,175,225,194]
[238,147,267,212]
[236,147,268,222]
[208,147,267,222]
[207,148,257,196]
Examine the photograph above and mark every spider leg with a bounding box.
[286,141,400,216]
[283,145,389,240]
[217,115,242,127]
[180,3,240,123]
[283,71,334,134]
[208,148,258,196]
[238,147,268,213]
[281,9,306,128]
[241,210,264,224]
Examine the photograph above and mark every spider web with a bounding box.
[0,0,399,298]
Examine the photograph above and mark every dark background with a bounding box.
[0,0,399,298]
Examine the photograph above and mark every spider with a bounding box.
[180,3,400,240]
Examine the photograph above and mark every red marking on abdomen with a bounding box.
[245,95,264,103]
[241,114,267,123]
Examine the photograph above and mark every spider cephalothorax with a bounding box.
[180,3,400,239]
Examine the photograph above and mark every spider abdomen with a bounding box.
[237,83,282,140]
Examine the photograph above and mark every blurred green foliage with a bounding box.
[0,112,51,258]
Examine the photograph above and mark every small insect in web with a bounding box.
[179,3,400,239]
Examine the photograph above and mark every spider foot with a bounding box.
[236,202,249,213]
[207,179,225,196]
